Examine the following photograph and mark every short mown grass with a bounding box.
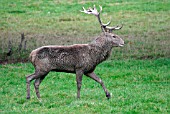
[0,59,169,113]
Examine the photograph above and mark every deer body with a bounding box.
[30,34,115,74]
[26,6,124,99]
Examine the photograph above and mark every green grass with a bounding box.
[0,1,170,113]
[0,0,170,62]
[0,59,169,113]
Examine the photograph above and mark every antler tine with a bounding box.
[80,7,90,14]
[80,5,101,16]
[99,5,102,13]
[105,24,123,33]
[102,18,112,27]
[93,5,97,12]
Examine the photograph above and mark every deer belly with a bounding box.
[49,57,76,72]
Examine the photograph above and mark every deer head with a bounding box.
[81,5,124,47]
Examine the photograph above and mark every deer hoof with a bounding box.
[106,93,111,99]
[26,96,30,99]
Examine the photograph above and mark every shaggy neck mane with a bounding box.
[89,34,113,64]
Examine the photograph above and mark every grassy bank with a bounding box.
[0,0,170,62]
[0,59,169,113]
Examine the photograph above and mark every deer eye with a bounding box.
[112,35,116,38]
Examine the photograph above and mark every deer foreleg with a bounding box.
[76,70,83,99]
[86,72,111,99]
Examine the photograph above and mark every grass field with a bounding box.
[0,0,170,113]
[0,59,169,113]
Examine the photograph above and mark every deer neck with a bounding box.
[89,35,113,64]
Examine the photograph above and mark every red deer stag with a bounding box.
[26,5,124,99]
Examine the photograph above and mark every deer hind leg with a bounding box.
[34,75,46,99]
[26,71,48,99]
[85,72,111,99]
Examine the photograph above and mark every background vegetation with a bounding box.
[0,0,170,62]
[0,0,169,113]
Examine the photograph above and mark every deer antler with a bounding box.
[80,5,123,34]
[80,5,102,16]
[80,5,106,33]
[104,24,123,33]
